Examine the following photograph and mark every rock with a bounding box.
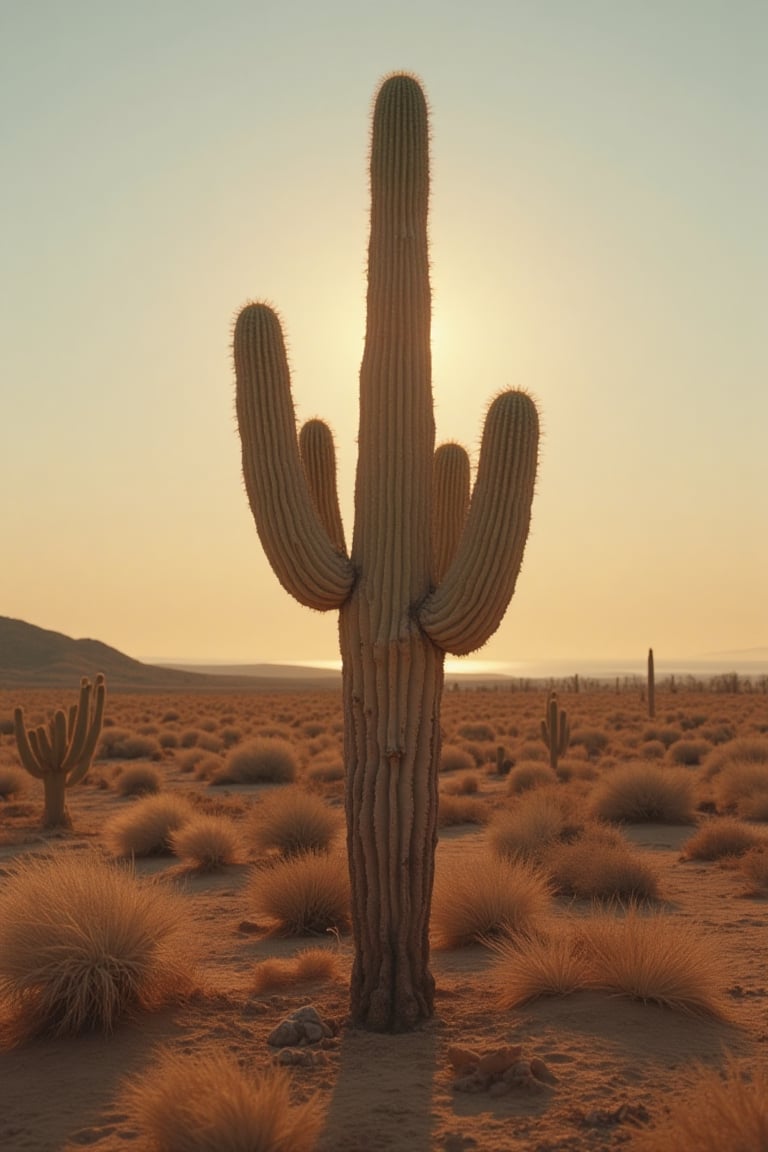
[447,1045,481,1072]
[530,1057,558,1085]
[302,1021,325,1044]
[477,1045,523,1076]
[488,1080,511,1098]
[268,1020,301,1047]
[453,1070,491,1094]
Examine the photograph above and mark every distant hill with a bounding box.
[0,617,339,692]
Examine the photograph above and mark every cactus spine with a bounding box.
[13,674,106,829]
[541,690,569,774]
[233,74,539,1031]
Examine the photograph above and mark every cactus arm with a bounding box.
[51,710,68,767]
[299,418,347,553]
[234,303,354,611]
[64,674,106,783]
[419,390,539,655]
[61,677,92,769]
[13,709,45,779]
[432,442,470,585]
[34,725,56,769]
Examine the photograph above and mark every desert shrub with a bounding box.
[575,906,727,1017]
[703,737,768,779]
[545,827,661,902]
[457,722,496,743]
[699,722,736,745]
[170,815,243,870]
[98,728,162,761]
[569,727,609,758]
[0,764,27,799]
[248,787,342,856]
[507,762,558,795]
[737,846,768,894]
[626,1056,768,1152]
[682,817,765,861]
[246,850,351,935]
[114,762,163,798]
[0,851,193,1042]
[591,762,697,824]
[668,739,711,766]
[123,1051,321,1152]
[160,709,180,723]
[437,793,489,827]
[105,793,194,857]
[640,740,666,761]
[219,725,243,748]
[431,852,551,948]
[306,758,345,784]
[442,772,480,796]
[157,730,179,750]
[714,761,768,819]
[489,788,582,863]
[252,946,341,993]
[439,744,476,774]
[642,725,683,749]
[214,738,297,785]
[193,755,225,782]
[491,928,589,1009]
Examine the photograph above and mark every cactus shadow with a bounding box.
[317,1020,438,1151]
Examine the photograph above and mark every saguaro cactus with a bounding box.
[14,674,106,829]
[234,74,539,1031]
[647,647,656,718]
[541,690,570,774]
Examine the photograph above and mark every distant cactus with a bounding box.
[647,648,656,719]
[233,74,539,1031]
[541,690,570,773]
[495,745,513,776]
[14,674,106,829]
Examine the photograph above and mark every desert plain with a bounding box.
[0,682,767,1152]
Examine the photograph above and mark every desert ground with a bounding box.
[0,683,767,1152]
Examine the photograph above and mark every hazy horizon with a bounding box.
[3,2,766,666]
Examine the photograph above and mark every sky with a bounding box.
[2,0,766,671]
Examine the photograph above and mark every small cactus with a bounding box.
[14,674,106,829]
[647,647,656,719]
[495,745,513,776]
[540,690,569,774]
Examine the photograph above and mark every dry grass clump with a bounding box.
[246,850,351,936]
[682,817,765,861]
[456,722,496,743]
[703,736,768,779]
[98,728,162,761]
[252,945,341,993]
[442,771,480,796]
[439,744,477,773]
[248,787,342,856]
[0,764,27,799]
[491,928,589,1009]
[668,739,712,766]
[306,758,345,784]
[122,1050,321,1152]
[113,762,163,797]
[431,852,551,948]
[737,845,768,894]
[169,814,244,871]
[569,727,609,758]
[214,738,298,785]
[575,906,728,1017]
[489,788,581,863]
[437,792,489,827]
[713,761,768,819]
[0,851,194,1042]
[105,793,194,857]
[627,1055,768,1152]
[545,826,661,901]
[507,762,558,794]
[590,762,697,824]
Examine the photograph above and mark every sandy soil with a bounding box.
[0,689,766,1151]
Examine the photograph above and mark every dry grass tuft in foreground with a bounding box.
[491,928,589,1009]
[590,762,697,824]
[247,786,342,857]
[104,793,195,857]
[431,852,551,948]
[627,1055,768,1151]
[122,1048,321,1152]
[246,850,351,936]
[252,945,342,993]
[0,851,194,1044]
[488,787,581,863]
[169,813,244,870]
[545,824,661,901]
[575,905,729,1018]
[682,816,765,861]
